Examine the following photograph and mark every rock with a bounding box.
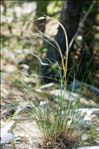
[1,121,15,133]
[15,49,31,55]
[13,2,36,18]
[76,108,99,129]
[1,48,15,61]
[79,120,93,129]
[69,80,99,96]
[1,16,13,24]
[92,111,99,118]
[1,132,14,144]
[22,2,36,15]
[77,108,99,119]
[2,64,17,73]
[50,89,80,102]
[31,141,41,148]
[77,146,99,149]
[1,5,4,13]
[14,121,41,148]
[39,83,55,90]
[19,64,30,76]
[1,121,15,144]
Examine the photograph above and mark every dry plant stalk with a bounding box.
[31,16,69,87]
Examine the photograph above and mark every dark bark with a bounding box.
[76,1,98,83]
[35,1,49,32]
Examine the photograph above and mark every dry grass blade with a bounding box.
[32,15,69,87]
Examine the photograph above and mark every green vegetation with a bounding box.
[1,1,99,149]
[27,19,98,148]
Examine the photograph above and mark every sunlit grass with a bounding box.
[25,16,88,148]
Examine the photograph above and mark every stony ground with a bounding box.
[1,1,99,149]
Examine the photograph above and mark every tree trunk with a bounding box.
[76,0,98,83]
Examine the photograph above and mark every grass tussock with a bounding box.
[26,16,87,149]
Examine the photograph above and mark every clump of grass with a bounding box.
[33,98,84,148]
[26,16,97,148]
